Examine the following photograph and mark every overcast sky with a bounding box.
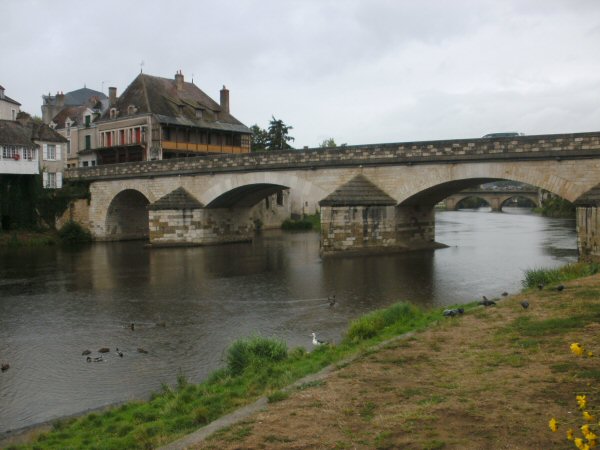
[3,0,600,147]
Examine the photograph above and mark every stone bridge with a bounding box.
[64,131,600,260]
[444,188,541,212]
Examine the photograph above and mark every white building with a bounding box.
[0,86,21,121]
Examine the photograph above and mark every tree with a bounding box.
[266,116,294,150]
[250,124,268,152]
[319,137,347,148]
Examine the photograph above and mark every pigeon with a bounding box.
[556,284,565,292]
[520,301,530,309]
[1,363,9,372]
[443,308,464,317]
[479,296,496,307]
[501,292,509,297]
[537,283,545,291]
[116,348,123,357]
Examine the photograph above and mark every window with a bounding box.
[66,122,71,137]
[85,135,91,150]
[85,115,91,127]
[82,161,89,167]
[2,145,17,159]
[11,109,16,120]
[45,172,56,188]
[23,148,34,160]
[276,191,284,206]
[67,141,71,155]
[91,160,96,166]
[47,144,56,160]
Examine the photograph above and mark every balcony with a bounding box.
[162,140,247,154]
[0,156,39,175]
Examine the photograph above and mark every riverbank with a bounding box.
[195,271,600,449]
[3,263,598,449]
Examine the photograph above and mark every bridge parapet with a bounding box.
[65,132,600,181]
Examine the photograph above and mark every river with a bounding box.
[0,208,577,434]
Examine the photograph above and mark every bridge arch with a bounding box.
[201,172,328,212]
[105,189,150,241]
[499,194,538,210]
[452,195,491,210]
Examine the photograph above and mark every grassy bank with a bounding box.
[203,264,600,449]
[281,213,320,231]
[0,230,57,247]
[6,263,597,449]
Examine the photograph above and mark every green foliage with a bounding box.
[534,194,575,218]
[266,116,294,150]
[456,196,488,209]
[522,263,600,289]
[345,302,424,342]
[250,124,268,152]
[281,213,320,231]
[318,138,347,148]
[226,335,288,376]
[58,221,92,244]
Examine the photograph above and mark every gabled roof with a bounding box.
[31,122,68,143]
[148,187,204,210]
[51,105,88,128]
[0,94,21,106]
[319,174,397,207]
[102,73,251,134]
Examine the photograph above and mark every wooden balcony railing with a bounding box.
[162,141,247,154]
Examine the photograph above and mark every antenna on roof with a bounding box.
[140,60,145,73]
[191,73,194,84]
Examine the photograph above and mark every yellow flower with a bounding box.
[571,343,585,356]
[582,424,592,437]
[549,417,559,432]
[568,428,575,440]
[584,411,596,422]
[589,439,598,449]
[588,351,594,358]
[577,395,588,409]
[575,438,586,450]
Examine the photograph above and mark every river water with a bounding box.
[0,208,577,434]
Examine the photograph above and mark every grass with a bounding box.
[281,213,321,231]
[522,262,600,289]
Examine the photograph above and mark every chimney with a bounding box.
[108,87,117,106]
[56,91,65,108]
[175,70,184,91]
[220,85,229,114]
[0,86,4,100]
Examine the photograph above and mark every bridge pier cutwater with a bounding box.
[65,131,600,260]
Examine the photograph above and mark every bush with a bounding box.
[226,335,288,376]
[58,221,92,244]
[281,219,313,230]
[346,302,422,342]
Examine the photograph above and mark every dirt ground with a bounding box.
[194,276,600,450]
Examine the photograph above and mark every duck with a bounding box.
[130,323,135,331]
[556,284,565,292]
[311,332,326,346]
[86,356,103,363]
[501,292,509,297]
[1,363,9,372]
[520,301,530,309]
[81,349,91,356]
[98,347,110,353]
[116,348,123,357]
[328,295,337,307]
[137,348,149,354]
[537,283,545,291]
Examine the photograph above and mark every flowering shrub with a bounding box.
[549,343,598,449]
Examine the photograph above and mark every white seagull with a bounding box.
[311,332,326,346]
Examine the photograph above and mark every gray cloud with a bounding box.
[2,0,600,147]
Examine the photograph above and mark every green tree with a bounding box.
[266,116,294,150]
[250,124,268,152]
[319,138,337,148]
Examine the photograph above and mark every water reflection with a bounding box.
[0,209,577,433]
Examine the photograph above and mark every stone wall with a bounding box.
[320,205,439,255]
[149,207,254,246]
[577,207,600,261]
[56,198,90,229]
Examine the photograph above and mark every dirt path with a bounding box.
[193,276,600,449]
